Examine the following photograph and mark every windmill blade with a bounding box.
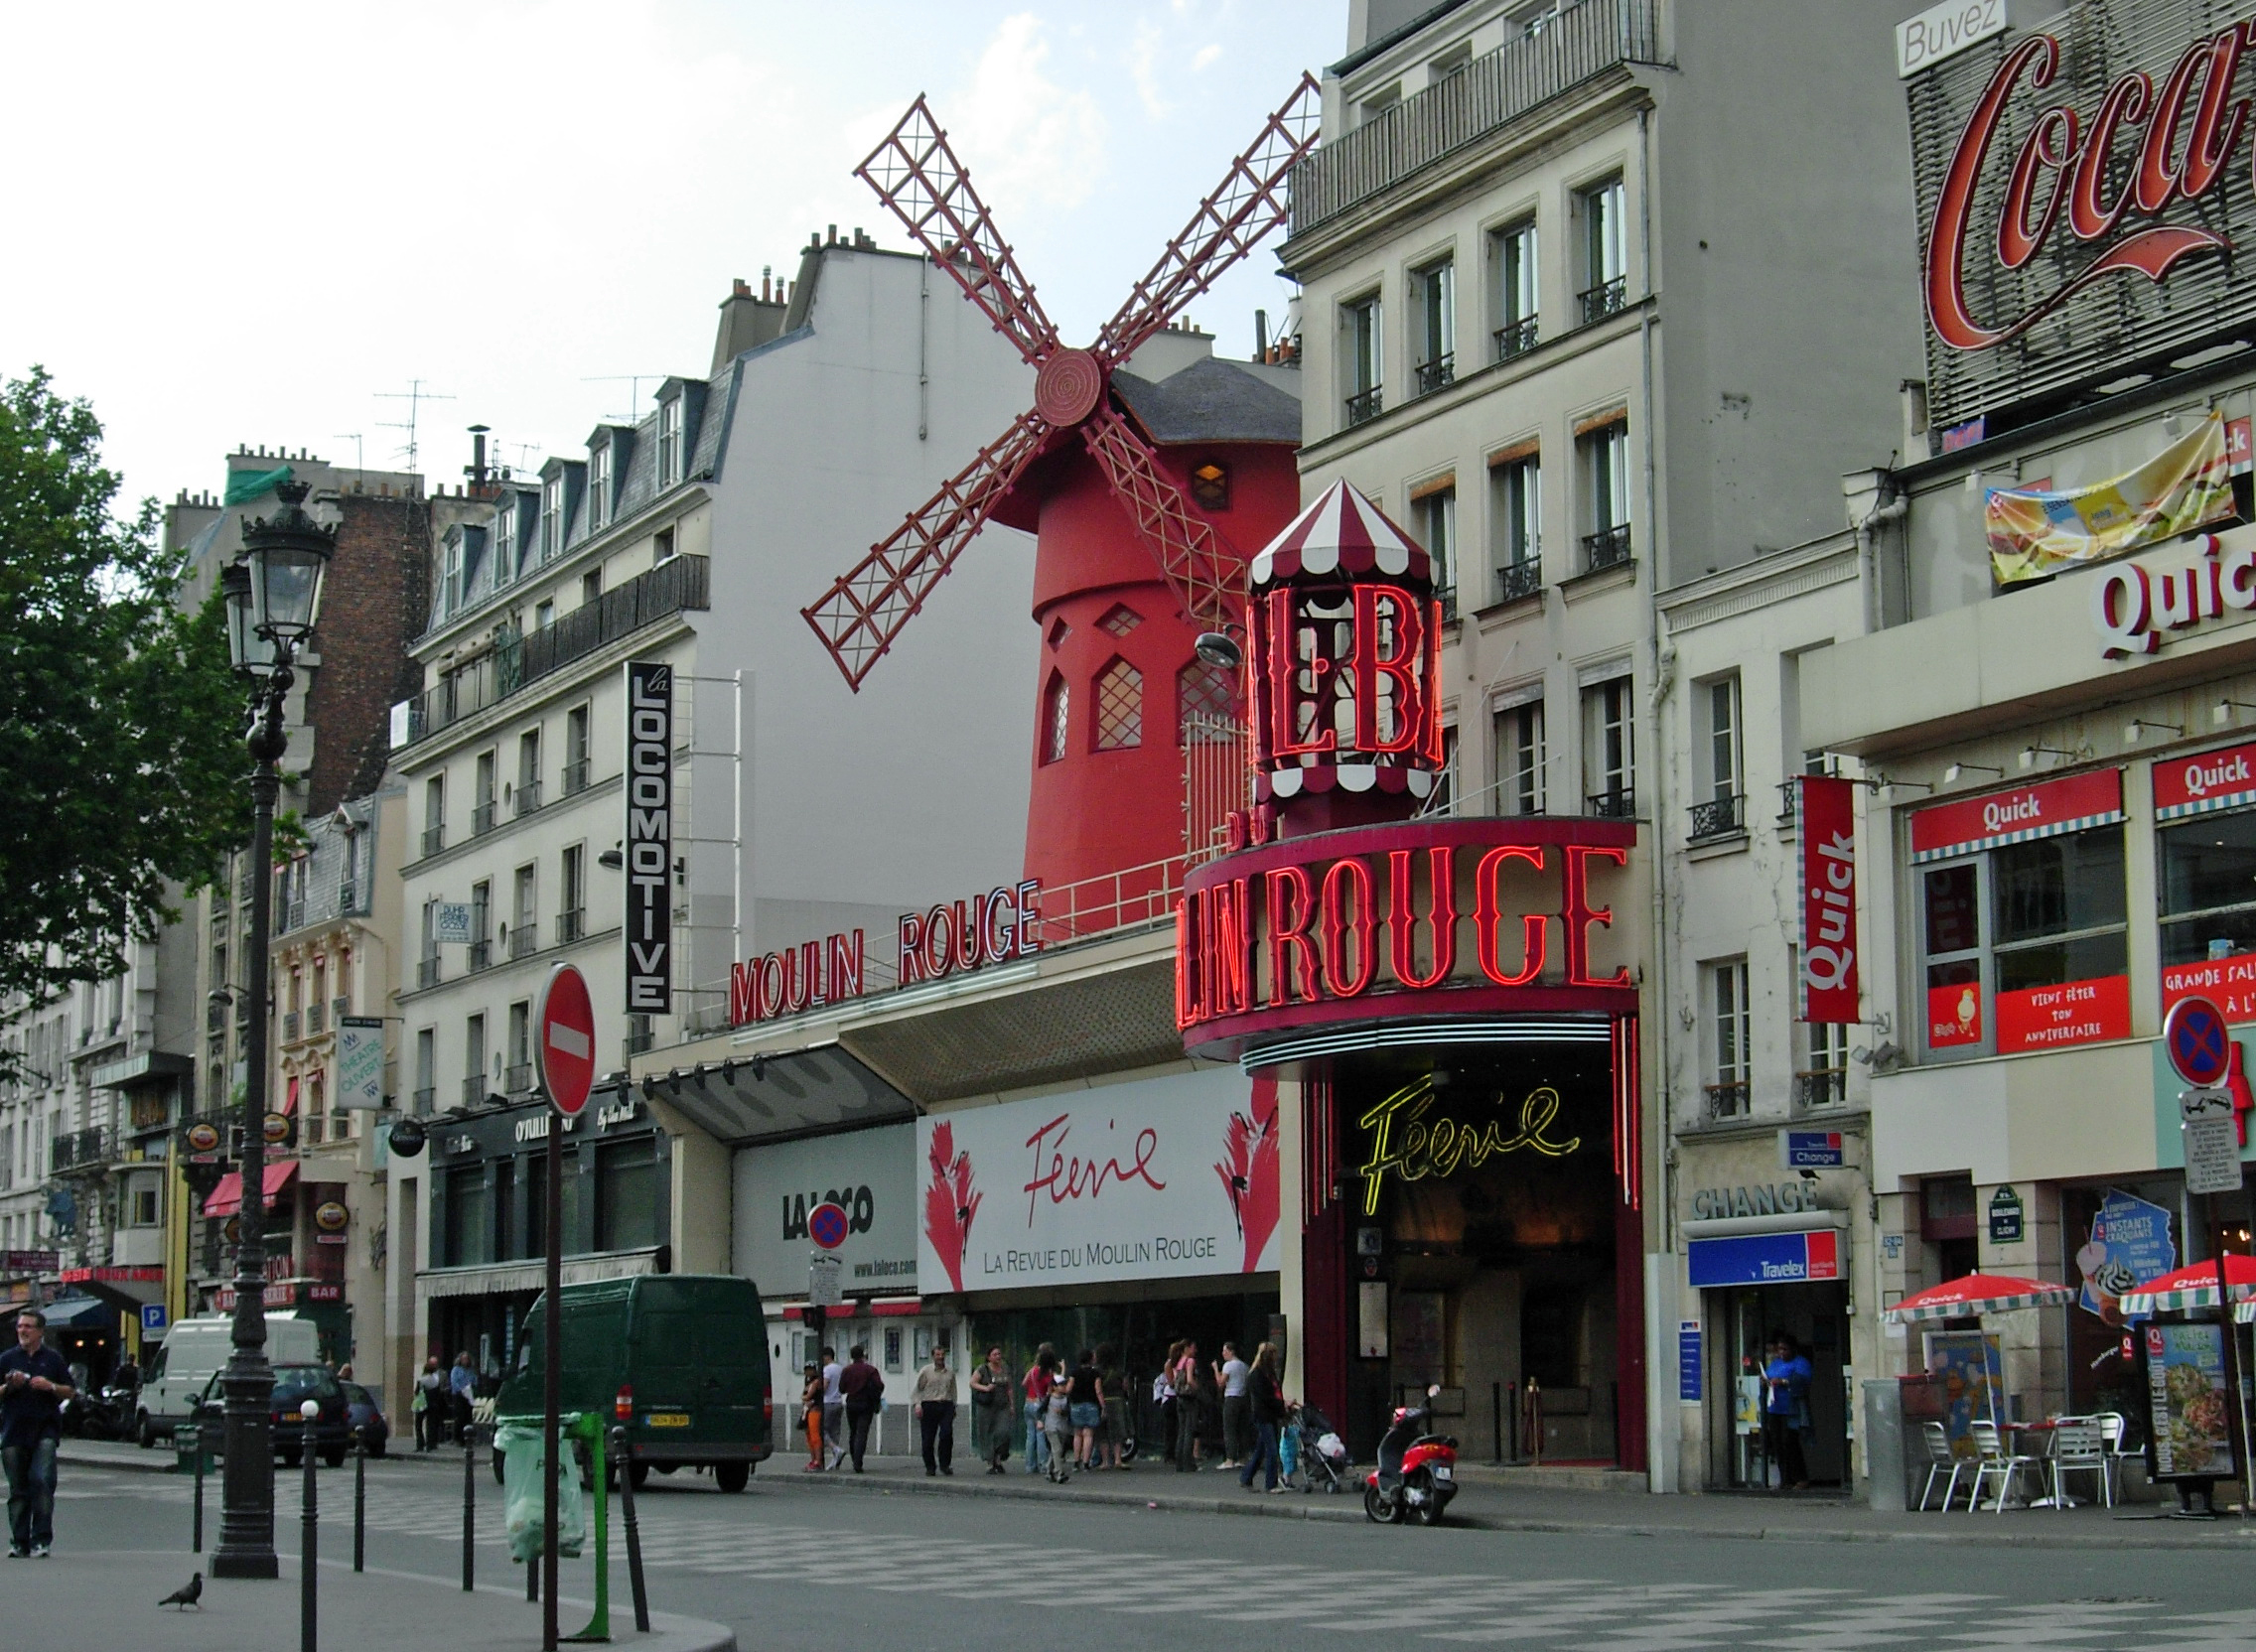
[802,413,1051,689]
[1080,406,1241,630]
[1094,73,1322,368]
[857,96,1060,366]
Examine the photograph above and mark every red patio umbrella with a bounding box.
[1883,1272,2076,1323]
[2117,1254,2256,1315]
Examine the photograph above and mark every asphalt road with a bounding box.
[49,1455,2256,1650]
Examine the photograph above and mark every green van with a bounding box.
[494,1274,772,1492]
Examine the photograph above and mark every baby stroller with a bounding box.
[1290,1402,1352,1493]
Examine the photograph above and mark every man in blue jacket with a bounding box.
[1,1308,75,1557]
[1761,1334,1812,1492]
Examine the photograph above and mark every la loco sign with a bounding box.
[1176,817,1638,1058]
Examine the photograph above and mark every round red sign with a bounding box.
[2164,995,2233,1089]
[807,1201,850,1251]
[537,963,598,1117]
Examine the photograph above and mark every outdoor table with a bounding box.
[2010,1419,2083,1508]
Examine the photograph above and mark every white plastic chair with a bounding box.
[1968,1419,2039,1513]
[2049,1419,2110,1509]
[2096,1411,2135,1503]
[1915,1420,1968,1511]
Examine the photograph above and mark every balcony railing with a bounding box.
[1413,354,1456,396]
[412,1085,436,1115]
[1704,1080,1751,1121]
[336,881,358,915]
[1494,316,1538,361]
[276,898,305,935]
[461,1076,488,1109]
[417,955,442,990]
[1288,0,1664,235]
[420,824,445,859]
[562,757,592,796]
[50,1126,110,1174]
[503,1062,534,1095]
[557,908,586,944]
[1578,274,1628,325]
[514,781,542,818]
[1583,523,1632,572]
[471,801,497,837]
[1344,386,1383,427]
[305,1001,327,1036]
[332,995,349,1026]
[1688,795,1744,840]
[625,1025,656,1058]
[468,940,492,973]
[394,554,710,750]
[509,925,538,960]
[282,1010,301,1042]
[1795,1068,1847,1109]
[1587,788,1635,819]
[1494,558,1541,605]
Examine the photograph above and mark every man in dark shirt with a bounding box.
[837,1344,885,1472]
[1,1308,74,1557]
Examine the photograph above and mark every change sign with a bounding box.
[625,661,674,1014]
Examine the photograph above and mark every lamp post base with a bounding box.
[209,1552,281,1581]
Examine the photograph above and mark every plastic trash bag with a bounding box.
[496,1421,585,1565]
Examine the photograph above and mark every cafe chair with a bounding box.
[1915,1421,1969,1511]
[2048,1418,2110,1509]
[2096,1411,2135,1503]
[1967,1420,2039,1513]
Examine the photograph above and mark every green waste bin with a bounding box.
[174,1421,216,1476]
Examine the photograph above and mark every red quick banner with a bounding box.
[1797,776,1859,1024]
[1908,767,2124,864]
[2153,739,2256,821]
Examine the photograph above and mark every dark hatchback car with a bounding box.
[194,1364,352,1466]
[341,1380,388,1456]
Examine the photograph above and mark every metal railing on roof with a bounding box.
[1289,0,1664,236]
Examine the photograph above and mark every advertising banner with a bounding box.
[2146,1320,2237,1481]
[914,1068,1279,1295]
[1908,768,2123,864]
[1994,974,2131,1054]
[624,661,673,1014]
[1685,1229,1841,1290]
[1922,1330,2004,1454]
[731,1124,916,1298]
[2154,740,2256,822]
[1797,776,1859,1023]
[336,1017,385,1110]
[2165,958,2256,1026]
[1986,415,2232,587]
[2074,1188,2177,1323]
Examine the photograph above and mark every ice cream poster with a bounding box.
[1923,1330,2004,1457]
[2077,1188,2177,1322]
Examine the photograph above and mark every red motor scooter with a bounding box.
[1363,1384,1458,1526]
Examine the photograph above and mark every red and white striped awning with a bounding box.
[1250,479,1430,587]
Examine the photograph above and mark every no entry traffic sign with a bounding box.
[807,1200,850,1251]
[2165,995,2233,1088]
[537,962,598,1116]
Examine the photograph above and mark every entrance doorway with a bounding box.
[1713,1281,1849,1488]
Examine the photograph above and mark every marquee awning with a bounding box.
[202,1160,299,1219]
[1249,479,1430,587]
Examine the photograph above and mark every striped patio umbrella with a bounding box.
[2119,1255,2256,1315]
[1883,1273,2077,1323]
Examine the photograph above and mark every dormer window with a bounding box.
[494,493,515,571]
[541,475,563,560]
[442,532,466,617]
[658,396,683,487]
[589,443,613,532]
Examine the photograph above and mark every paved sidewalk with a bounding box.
[10,1546,733,1652]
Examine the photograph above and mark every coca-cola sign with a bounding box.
[1910,6,2256,425]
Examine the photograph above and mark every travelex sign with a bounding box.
[2090,530,2256,656]
[1686,1228,1842,1290]
[727,881,1045,1026]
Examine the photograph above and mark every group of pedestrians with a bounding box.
[796,1343,888,1473]
[411,1351,480,1450]
[1157,1338,1288,1490]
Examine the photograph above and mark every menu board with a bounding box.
[2145,1321,2238,1482]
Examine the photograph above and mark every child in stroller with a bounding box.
[1287,1401,1351,1493]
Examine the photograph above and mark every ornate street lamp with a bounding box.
[211,481,334,1581]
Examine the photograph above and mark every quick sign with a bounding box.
[2090,530,2256,657]
[1797,776,1859,1023]
[1686,1228,1842,1289]
[913,1069,1280,1294]
[624,661,673,1014]
[1908,767,2123,863]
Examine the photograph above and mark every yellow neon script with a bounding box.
[1356,1079,1582,1214]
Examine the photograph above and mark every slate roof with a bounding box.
[1109,356,1302,447]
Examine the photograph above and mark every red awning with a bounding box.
[201,1160,300,1219]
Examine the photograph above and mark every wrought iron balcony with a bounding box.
[305,1000,326,1036]
[1578,275,1628,325]
[514,781,542,818]
[461,1076,488,1109]
[1582,523,1632,572]
[1494,317,1538,360]
[420,824,445,859]
[562,758,592,796]
[336,881,358,916]
[1688,794,1744,840]
[50,1126,110,1174]
[1703,1080,1751,1121]
[1494,558,1541,605]
[1586,788,1635,819]
[417,955,442,990]
[509,925,538,960]
[557,908,586,945]
[1776,779,1800,829]
[1794,1067,1848,1109]
[468,940,492,973]
[503,1062,534,1095]
[1287,0,1665,236]
[1413,354,1456,396]
[282,1011,301,1043]
[411,1086,436,1115]
[1344,386,1383,427]
[471,801,496,837]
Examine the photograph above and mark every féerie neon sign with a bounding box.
[1355,1077,1582,1215]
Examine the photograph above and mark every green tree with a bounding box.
[0,367,250,1010]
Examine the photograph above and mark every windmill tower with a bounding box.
[803,79,1321,894]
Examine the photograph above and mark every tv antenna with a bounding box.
[374,380,455,474]
[582,374,664,425]
[333,433,364,472]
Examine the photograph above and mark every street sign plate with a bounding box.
[1779,1129,1846,1170]
[433,901,474,946]
[808,1253,844,1308]
[2165,996,2233,1087]
[807,1200,850,1251]
[536,963,598,1117]
[141,1304,168,1334]
[2182,1087,2246,1194]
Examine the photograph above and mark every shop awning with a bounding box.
[39,1294,118,1331]
[202,1160,299,1219]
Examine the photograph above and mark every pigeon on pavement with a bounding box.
[159,1572,204,1610]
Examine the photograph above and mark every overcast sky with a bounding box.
[2,1,1342,515]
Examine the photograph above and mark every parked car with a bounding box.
[341,1381,388,1455]
[494,1274,772,1492]
[193,1363,352,1467]
[137,1314,321,1446]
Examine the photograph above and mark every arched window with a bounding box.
[1177,657,1236,740]
[1042,672,1069,763]
[1093,658,1144,751]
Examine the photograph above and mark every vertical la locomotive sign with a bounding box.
[625,662,673,1015]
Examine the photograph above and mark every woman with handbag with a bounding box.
[798,1362,825,1470]
[1173,1340,1205,1471]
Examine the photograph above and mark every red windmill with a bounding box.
[803,77,1321,894]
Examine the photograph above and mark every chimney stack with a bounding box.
[713,271,790,373]
[466,424,492,495]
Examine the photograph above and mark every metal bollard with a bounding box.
[612,1427,650,1633]
[192,1422,207,1553]
[1492,1382,1503,1464]
[301,1401,321,1652]
[352,1426,366,1574]
[463,1426,477,1592]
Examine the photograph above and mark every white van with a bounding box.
[136,1313,321,1446]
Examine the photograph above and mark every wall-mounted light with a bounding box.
[2124,718,2185,745]
[2018,744,2076,770]
[1942,761,2002,783]
[2215,699,2256,727]
[1869,774,1933,797]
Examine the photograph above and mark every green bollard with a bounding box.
[562,1413,610,1644]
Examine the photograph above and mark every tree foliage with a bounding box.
[0,367,250,1005]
